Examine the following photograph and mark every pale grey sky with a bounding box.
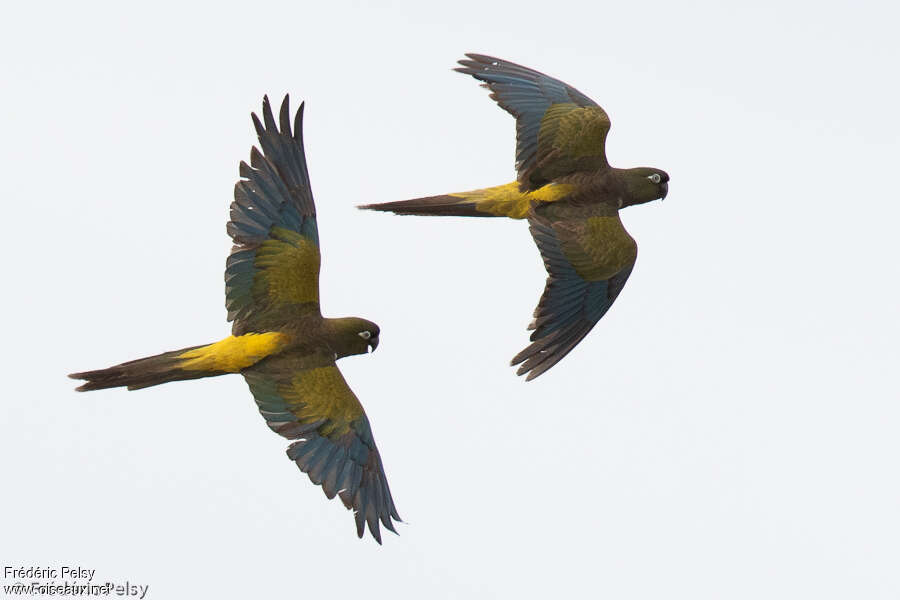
[3,0,899,598]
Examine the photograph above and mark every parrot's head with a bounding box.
[329,317,381,358]
[620,167,669,208]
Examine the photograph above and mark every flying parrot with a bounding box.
[360,54,670,380]
[70,96,401,543]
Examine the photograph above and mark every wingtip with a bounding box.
[382,519,398,535]
[276,94,294,135]
[354,516,384,545]
[510,359,544,381]
[371,525,383,545]
[294,100,306,142]
[510,347,529,366]
[456,52,491,73]
[467,53,503,65]
[250,112,263,136]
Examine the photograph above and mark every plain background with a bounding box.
[3,1,898,598]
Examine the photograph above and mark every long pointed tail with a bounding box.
[69,346,215,391]
[359,182,534,219]
[358,194,501,218]
[69,332,289,392]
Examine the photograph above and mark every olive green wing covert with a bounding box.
[226,95,321,335]
[512,205,636,380]
[243,350,400,543]
[456,53,610,191]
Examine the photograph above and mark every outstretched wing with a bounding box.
[512,205,637,380]
[456,53,610,192]
[226,95,320,335]
[243,350,401,543]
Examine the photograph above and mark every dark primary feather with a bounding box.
[511,214,635,380]
[455,53,608,191]
[250,96,316,219]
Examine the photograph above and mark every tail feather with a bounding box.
[70,332,289,392]
[359,182,556,219]
[358,194,498,218]
[69,346,216,392]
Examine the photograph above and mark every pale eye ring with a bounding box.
[358,331,372,340]
[647,173,661,184]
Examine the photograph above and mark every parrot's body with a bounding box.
[71,97,400,543]
[361,54,669,380]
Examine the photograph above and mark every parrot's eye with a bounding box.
[647,173,661,184]
[358,331,372,340]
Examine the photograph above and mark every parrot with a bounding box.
[360,54,670,380]
[70,96,401,543]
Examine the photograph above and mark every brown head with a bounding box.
[618,167,669,208]
[324,317,381,359]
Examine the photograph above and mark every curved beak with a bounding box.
[660,182,668,201]
[368,337,379,352]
